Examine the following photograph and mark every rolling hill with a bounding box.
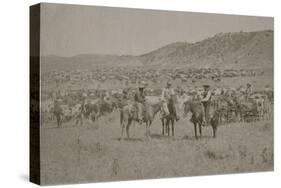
[41,30,273,71]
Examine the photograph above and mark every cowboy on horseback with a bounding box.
[201,84,212,125]
[134,81,147,123]
[161,80,180,121]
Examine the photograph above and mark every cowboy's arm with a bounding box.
[201,91,212,102]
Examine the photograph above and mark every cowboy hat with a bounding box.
[166,80,172,86]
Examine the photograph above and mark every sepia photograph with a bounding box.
[31,3,273,185]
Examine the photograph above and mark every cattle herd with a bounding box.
[40,66,273,139]
[41,66,262,88]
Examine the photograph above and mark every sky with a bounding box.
[40,3,273,57]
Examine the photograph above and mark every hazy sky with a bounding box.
[40,3,273,57]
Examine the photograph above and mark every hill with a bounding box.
[41,30,273,71]
[140,30,273,69]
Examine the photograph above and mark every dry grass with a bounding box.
[40,111,273,185]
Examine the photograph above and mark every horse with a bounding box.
[160,97,178,137]
[143,101,162,138]
[183,99,204,139]
[208,100,220,138]
[211,95,228,125]
[120,100,160,139]
[183,98,220,138]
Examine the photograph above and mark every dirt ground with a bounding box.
[40,110,273,185]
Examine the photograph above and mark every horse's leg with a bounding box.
[172,120,175,137]
[145,121,151,140]
[121,124,124,139]
[194,122,198,139]
[212,125,217,138]
[121,121,125,139]
[199,122,202,137]
[57,115,61,128]
[145,121,148,138]
[168,118,171,136]
[166,119,170,136]
[126,119,132,138]
[149,120,152,137]
[161,119,165,136]
[120,113,126,139]
[75,117,79,126]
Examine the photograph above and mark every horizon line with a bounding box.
[42,29,273,58]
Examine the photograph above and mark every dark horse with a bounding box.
[208,100,220,138]
[161,97,177,137]
[183,99,219,138]
[120,101,161,139]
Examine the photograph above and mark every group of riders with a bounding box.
[126,80,256,126]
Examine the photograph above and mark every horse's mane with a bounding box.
[151,102,161,109]
[189,99,201,106]
[145,101,161,115]
[184,99,202,113]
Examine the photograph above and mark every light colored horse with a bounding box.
[120,100,161,140]
[143,101,162,138]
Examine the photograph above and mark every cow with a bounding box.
[60,104,73,123]
[84,100,100,122]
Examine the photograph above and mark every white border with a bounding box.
[0,0,279,187]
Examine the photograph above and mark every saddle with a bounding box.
[128,103,145,120]
[160,99,178,120]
